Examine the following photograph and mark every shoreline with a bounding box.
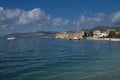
[86,37,120,42]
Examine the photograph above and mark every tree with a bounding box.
[114,34,120,38]
[107,31,115,38]
[89,31,93,37]
[84,32,88,37]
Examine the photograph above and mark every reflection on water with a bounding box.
[0,38,120,80]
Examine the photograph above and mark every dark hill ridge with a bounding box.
[83,26,120,33]
[5,31,58,38]
[91,26,120,31]
[65,26,120,33]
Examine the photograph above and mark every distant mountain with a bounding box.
[91,26,120,31]
[73,25,120,33]
[5,31,58,38]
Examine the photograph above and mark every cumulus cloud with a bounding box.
[111,11,120,25]
[75,13,105,28]
[0,6,120,35]
[6,9,22,19]
[0,7,73,33]
[52,18,70,26]
[0,7,7,25]
[95,12,106,18]
[18,8,48,25]
[0,7,52,30]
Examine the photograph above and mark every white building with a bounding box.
[93,30,108,38]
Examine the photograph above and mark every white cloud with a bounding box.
[0,6,120,35]
[95,12,106,18]
[0,7,52,31]
[0,7,6,25]
[52,18,70,27]
[0,7,74,34]
[0,7,108,31]
[5,9,22,19]
[18,8,48,25]
[111,11,120,25]
[75,14,105,28]
[72,12,107,29]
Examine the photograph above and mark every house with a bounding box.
[93,30,108,38]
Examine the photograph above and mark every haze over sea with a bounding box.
[0,38,120,80]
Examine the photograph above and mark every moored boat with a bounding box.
[7,37,16,40]
[69,37,80,40]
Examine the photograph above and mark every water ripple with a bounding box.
[0,38,120,80]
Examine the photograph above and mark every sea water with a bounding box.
[0,38,120,80]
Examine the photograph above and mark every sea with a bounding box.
[0,38,120,80]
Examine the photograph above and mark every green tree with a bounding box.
[89,31,93,37]
[84,32,88,37]
[107,31,115,38]
[114,34,120,38]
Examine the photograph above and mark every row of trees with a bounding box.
[107,31,120,38]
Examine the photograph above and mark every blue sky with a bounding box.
[0,0,120,35]
[2,0,120,19]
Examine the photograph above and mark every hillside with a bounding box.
[91,26,120,31]
[5,31,58,38]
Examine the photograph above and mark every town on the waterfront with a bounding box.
[4,26,120,42]
[55,28,120,41]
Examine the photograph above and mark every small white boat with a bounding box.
[7,37,16,40]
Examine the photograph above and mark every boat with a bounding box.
[69,37,80,40]
[7,37,16,40]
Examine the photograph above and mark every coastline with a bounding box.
[86,37,120,42]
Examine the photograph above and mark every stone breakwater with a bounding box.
[86,37,120,41]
